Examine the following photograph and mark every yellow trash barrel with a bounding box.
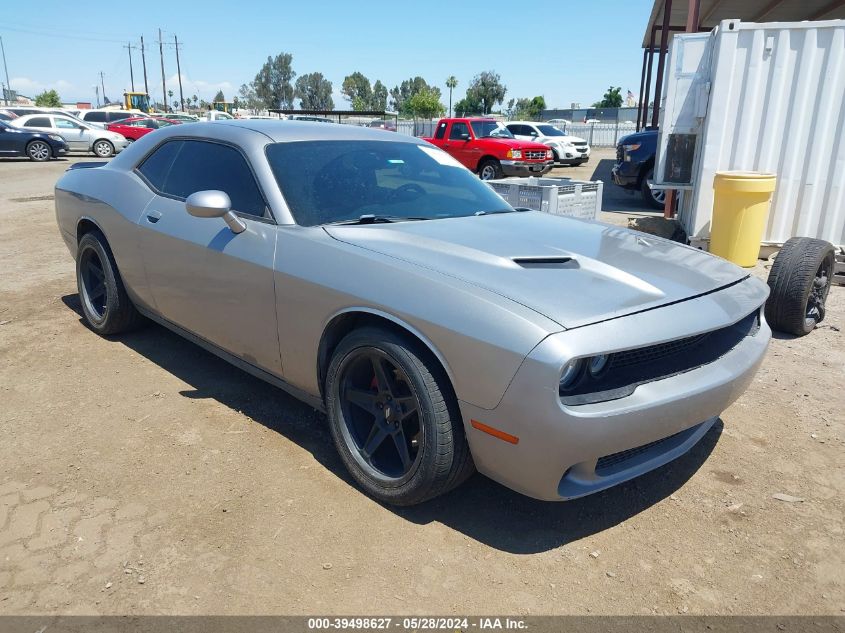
[710,171,777,267]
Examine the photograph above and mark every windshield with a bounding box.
[127,94,150,112]
[266,140,513,226]
[537,125,566,137]
[469,120,513,139]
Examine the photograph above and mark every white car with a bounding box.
[11,113,129,158]
[505,121,590,166]
[75,109,139,129]
[202,110,235,121]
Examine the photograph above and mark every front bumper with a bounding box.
[555,145,590,165]
[501,160,554,177]
[611,162,639,188]
[459,275,771,501]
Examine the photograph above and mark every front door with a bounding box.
[442,121,477,170]
[53,117,88,151]
[134,138,281,375]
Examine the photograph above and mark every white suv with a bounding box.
[505,121,591,166]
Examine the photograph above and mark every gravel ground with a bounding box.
[0,153,842,616]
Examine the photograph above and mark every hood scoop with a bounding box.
[512,256,575,268]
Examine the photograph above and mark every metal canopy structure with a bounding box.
[637,0,845,131]
[267,109,398,124]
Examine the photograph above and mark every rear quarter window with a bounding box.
[137,141,182,192]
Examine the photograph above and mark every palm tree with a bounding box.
[446,76,458,118]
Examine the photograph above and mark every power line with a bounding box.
[0,24,129,44]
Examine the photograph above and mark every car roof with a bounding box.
[505,121,541,126]
[177,119,426,144]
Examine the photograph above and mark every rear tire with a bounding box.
[765,237,836,336]
[76,231,145,335]
[478,158,503,181]
[26,140,51,161]
[326,327,474,506]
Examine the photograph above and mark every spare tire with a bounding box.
[765,237,836,336]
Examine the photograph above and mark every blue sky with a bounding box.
[1,0,653,110]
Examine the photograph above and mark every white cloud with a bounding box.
[164,73,232,100]
[9,77,78,100]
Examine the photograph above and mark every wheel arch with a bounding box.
[76,216,107,244]
[317,308,457,403]
[637,156,655,186]
[475,154,500,172]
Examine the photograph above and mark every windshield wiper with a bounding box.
[327,214,432,226]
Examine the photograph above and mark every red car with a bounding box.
[105,116,180,142]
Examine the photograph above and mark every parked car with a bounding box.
[76,109,138,128]
[611,128,662,208]
[152,113,198,123]
[287,114,333,123]
[424,117,553,179]
[106,116,180,142]
[54,120,771,505]
[3,106,49,117]
[505,121,590,166]
[202,110,234,121]
[0,120,68,161]
[12,113,129,157]
[0,110,18,121]
[368,119,397,131]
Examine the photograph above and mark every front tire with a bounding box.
[641,167,665,209]
[92,140,115,158]
[478,158,503,181]
[76,231,144,335]
[765,237,836,336]
[26,140,51,161]
[326,327,474,506]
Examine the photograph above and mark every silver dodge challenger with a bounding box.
[55,121,771,506]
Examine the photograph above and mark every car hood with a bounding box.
[325,212,748,329]
[478,137,550,151]
[541,135,587,145]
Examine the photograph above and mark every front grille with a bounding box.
[573,142,588,149]
[616,144,624,163]
[525,150,547,160]
[595,427,693,475]
[561,308,761,406]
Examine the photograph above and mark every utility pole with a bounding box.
[140,35,149,96]
[124,42,135,92]
[158,28,166,112]
[0,36,11,106]
[174,34,185,112]
[94,85,100,108]
[99,71,106,105]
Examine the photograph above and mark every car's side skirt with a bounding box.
[136,305,326,413]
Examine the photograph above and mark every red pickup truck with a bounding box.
[424,117,554,180]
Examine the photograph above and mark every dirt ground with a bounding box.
[0,151,843,616]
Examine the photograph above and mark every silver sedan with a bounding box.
[54,121,770,505]
[12,113,129,157]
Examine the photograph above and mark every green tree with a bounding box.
[389,77,439,114]
[593,86,622,108]
[213,89,225,103]
[527,95,546,119]
[466,71,506,115]
[34,89,61,108]
[371,80,388,111]
[295,72,334,110]
[405,88,445,119]
[341,72,373,110]
[238,82,259,113]
[254,53,296,109]
[191,94,198,108]
[445,75,458,117]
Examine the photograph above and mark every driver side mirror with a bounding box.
[460,133,470,141]
[185,190,246,234]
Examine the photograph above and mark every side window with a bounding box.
[160,140,266,218]
[449,122,469,140]
[527,126,539,137]
[434,122,447,140]
[110,112,132,122]
[54,118,78,129]
[85,112,107,123]
[137,141,182,192]
[25,117,51,128]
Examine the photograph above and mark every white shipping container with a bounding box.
[656,19,845,249]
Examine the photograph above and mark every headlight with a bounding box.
[546,149,553,159]
[506,149,522,159]
[559,359,583,390]
[623,143,641,152]
[588,354,609,376]
[48,134,64,142]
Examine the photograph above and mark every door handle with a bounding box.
[146,210,162,224]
